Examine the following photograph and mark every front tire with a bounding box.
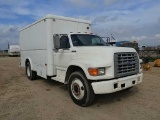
[68,71,95,107]
[26,62,37,80]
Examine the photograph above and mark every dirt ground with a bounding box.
[0,57,160,120]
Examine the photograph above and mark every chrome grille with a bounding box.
[114,52,139,78]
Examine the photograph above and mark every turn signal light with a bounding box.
[88,68,98,76]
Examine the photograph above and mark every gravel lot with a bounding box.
[0,57,160,120]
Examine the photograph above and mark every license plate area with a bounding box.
[116,77,137,89]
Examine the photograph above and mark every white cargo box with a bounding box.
[19,14,91,78]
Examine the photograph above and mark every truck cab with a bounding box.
[52,33,143,106]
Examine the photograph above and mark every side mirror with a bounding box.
[53,34,60,49]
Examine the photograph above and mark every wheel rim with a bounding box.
[71,78,85,100]
[27,65,30,77]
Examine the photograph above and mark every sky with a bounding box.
[0,0,160,49]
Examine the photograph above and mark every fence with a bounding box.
[139,49,160,61]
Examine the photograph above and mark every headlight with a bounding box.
[98,68,105,75]
[88,67,105,76]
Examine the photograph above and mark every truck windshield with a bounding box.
[71,34,106,46]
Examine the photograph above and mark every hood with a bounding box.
[75,46,136,55]
[73,46,137,67]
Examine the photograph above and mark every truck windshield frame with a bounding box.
[71,34,106,46]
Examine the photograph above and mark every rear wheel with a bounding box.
[68,71,95,107]
[26,62,37,80]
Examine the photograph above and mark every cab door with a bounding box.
[54,35,75,69]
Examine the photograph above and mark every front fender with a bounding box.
[68,60,113,80]
[67,60,90,79]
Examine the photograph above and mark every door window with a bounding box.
[60,36,70,49]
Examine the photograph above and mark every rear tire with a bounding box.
[26,62,37,80]
[68,71,95,107]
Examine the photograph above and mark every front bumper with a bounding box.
[91,73,143,94]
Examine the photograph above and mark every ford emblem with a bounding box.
[128,61,131,65]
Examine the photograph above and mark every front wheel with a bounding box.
[68,71,95,107]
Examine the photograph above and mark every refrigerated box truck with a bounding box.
[19,14,143,106]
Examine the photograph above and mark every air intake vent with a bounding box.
[114,52,139,78]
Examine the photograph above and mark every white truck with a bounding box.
[8,45,20,56]
[19,14,143,106]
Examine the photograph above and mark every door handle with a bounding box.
[71,50,76,52]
